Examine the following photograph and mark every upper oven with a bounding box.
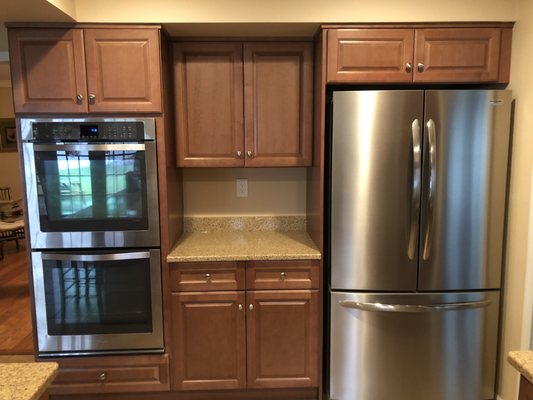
[21,118,160,249]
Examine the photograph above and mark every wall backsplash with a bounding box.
[182,167,307,216]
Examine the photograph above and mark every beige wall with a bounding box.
[499,0,533,398]
[0,86,22,199]
[183,168,306,216]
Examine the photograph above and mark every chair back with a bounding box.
[0,187,12,201]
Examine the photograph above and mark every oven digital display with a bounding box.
[80,125,99,139]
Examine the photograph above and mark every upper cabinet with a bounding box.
[9,28,162,114]
[173,41,313,167]
[327,26,512,84]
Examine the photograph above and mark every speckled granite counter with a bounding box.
[509,351,533,383]
[0,362,58,400]
[167,231,321,262]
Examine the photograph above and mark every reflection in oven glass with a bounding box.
[35,149,148,232]
[43,258,153,336]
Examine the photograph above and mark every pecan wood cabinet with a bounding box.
[173,42,313,167]
[170,260,319,391]
[8,27,162,114]
[327,26,512,84]
[520,376,533,400]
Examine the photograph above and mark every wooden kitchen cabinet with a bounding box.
[327,25,512,84]
[9,27,162,114]
[520,376,533,400]
[173,41,313,167]
[169,260,320,392]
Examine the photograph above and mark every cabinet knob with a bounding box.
[417,63,425,73]
[405,63,412,73]
[280,272,286,281]
[98,372,106,382]
[238,304,243,311]
[205,273,211,282]
[236,150,242,158]
[88,93,96,104]
[249,304,254,311]
[76,93,84,105]
[247,150,254,159]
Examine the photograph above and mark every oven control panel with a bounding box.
[30,121,147,142]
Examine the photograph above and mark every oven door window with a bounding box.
[34,145,148,232]
[43,257,152,335]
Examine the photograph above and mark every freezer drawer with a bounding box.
[329,291,499,400]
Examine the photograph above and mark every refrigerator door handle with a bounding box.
[339,299,491,313]
[408,119,422,260]
[423,118,437,260]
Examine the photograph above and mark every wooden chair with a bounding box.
[0,187,25,261]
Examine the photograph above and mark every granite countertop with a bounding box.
[508,351,533,383]
[168,231,321,262]
[0,362,58,400]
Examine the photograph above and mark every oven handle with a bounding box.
[32,143,146,152]
[40,252,151,262]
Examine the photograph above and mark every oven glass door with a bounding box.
[33,250,163,355]
[24,142,159,248]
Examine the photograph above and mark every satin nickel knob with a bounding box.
[280,272,286,281]
[236,150,242,158]
[405,63,412,73]
[247,150,253,158]
[417,63,425,72]
[205,273,211,282]
[88,93,96,104]
[76,93,84,104]
[98,372,106,381]
[249,304,254,311]
[238,304,243,311]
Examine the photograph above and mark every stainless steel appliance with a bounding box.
[327,90,511,400]
[21,118,159,249]
[32,250,163,355]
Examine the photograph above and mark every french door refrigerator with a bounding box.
[327,90,511,400]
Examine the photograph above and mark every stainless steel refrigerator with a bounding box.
[327,90,511,400]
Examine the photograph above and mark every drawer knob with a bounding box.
[249,304,254,311]
[99,372,106,382]
[280,272,286,281]
[88,93,96,104]
[236,150,243,158]
[238,304,243,311]
[76,93,84,104]
[417,63,425,73]
[205,273,211,282]
[405,63,412,73]
[247,150,254,159]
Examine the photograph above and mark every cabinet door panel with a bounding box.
[244,43,313,167]
[174,42,244,167]
[84,29,162,113]
[414,28,501,82]
[172,292,246,390]
[8,29,88,113]
[327,29,414,83]
[247,290,318,388]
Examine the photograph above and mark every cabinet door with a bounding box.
[174,42,244,167]
[8,29,88,114]
[171,292,246,390]
[84,28,162,113]
[246,290,318,388]
[414,28,501,83]
[243,42,313,167]
[520,376,533,400]
[327,29,414,83]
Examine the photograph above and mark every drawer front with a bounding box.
[50,359,169,394]
[246,260,320,290]
[171,262,245,292]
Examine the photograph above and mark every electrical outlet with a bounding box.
[236,179,248,197]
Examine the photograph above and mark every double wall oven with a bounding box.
[21,118,163,356]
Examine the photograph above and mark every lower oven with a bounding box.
[32,249,164,356]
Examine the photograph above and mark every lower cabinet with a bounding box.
[170,260,320,392]
[520,376,533,400]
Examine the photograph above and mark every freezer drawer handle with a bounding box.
[339,299,491,313]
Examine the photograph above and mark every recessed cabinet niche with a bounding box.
[173,42,313,167]
[327,26,512,84]
[8,28,162,113]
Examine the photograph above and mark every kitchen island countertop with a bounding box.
[167,230,321,262]
[0,362,58,400]
[508,351,533,383]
